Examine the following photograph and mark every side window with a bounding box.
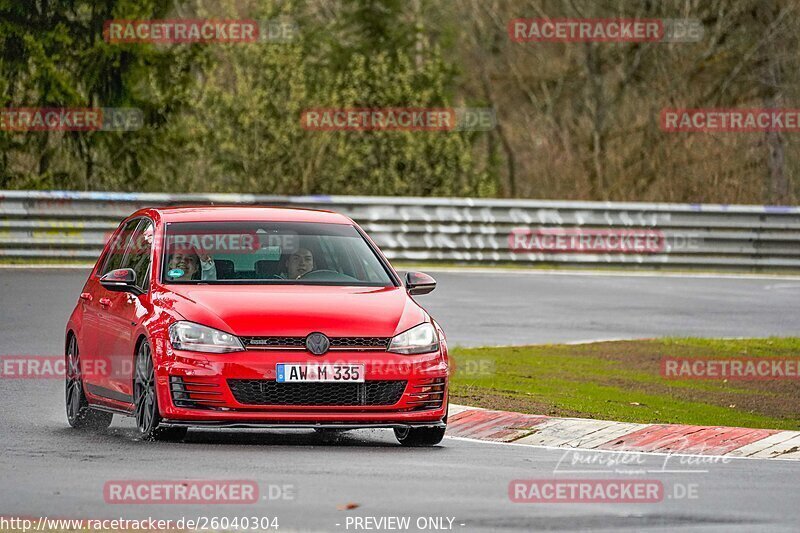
[125,220,154,291]
[100,219,140,276]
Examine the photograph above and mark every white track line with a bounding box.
[443,435,800,462]
[448,405,800,460]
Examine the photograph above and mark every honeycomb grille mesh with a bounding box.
[330,337,391,349]
[228,380,406,406]
[241,337,305,348]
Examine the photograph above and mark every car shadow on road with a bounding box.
[182,429,400,447]
[52,425,413,447]
[52,423,450,449]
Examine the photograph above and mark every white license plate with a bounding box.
[276,363,365,383]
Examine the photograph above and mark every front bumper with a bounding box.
[153,343,449,425]
[160,421,447,430]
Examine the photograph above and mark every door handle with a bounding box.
[99,297,112,308]
[79,292,92,302]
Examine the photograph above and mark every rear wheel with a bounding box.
[133,340,187,442]
[394,425,446,447]
[65,336,113,430]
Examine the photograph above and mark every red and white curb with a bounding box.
[447,404,800,460]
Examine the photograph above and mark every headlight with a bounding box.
[387,322,439,355]
[169,321,244,353]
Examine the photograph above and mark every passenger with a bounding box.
[166,247,217,281]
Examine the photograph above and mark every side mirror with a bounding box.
[100,268,142,295]
[405,271,436,295]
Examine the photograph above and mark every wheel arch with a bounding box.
[131,333,149,388]
[65,329,76,355]
[133,333,148,355]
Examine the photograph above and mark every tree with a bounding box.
[0,0,199,190]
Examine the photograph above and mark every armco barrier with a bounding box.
[0,190,799,270]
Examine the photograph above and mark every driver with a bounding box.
[285,248,314,279]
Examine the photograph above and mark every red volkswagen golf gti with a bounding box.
[65,206,448,446]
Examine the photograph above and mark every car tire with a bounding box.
[134,340,187,442]
[394,425,446,446]
[65,336,113,430]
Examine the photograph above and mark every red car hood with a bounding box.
[159,284,428,338]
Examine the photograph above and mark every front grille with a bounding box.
[228,379,406,406]
[240,336,390,351]
[241,336,305,348]
[330,337,391,349]
[170,376,224,410]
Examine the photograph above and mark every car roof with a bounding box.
[141,205,353,224]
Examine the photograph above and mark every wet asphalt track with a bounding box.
[1,268,799,531]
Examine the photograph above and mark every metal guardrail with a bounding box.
[1,190,799,270]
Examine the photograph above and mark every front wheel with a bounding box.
[394,425,446,447]
[133,340,187,442]
[65,336,113,430]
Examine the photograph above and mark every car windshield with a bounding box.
[161,221,395,286]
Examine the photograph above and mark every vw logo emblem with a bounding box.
[305,332,330,355]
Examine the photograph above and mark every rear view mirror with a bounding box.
[100,268,142,295]
[405,271,436,295]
